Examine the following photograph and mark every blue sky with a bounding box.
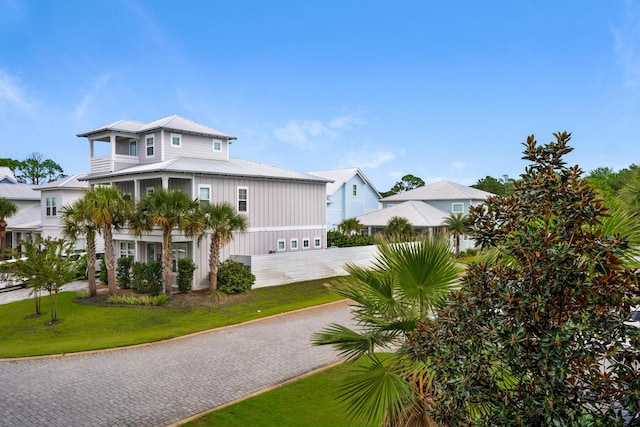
[1,1,639,192]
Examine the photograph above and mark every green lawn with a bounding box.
[183,360,367,427]
[0,279,343,358]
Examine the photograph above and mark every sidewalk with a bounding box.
[0,280,88,305]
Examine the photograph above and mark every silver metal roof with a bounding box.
[36,173,89,190]
[357,200,450,227]
[5,204,41,231]
[0,183,40,201]
[381,180,493,202]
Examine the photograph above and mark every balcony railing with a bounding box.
[90,155,140,174]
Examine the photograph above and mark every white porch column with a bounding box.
[110,134,116,172]
[133,178,139,201]
[162,177,169,189]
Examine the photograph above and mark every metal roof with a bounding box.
[357,200,450,227]
[0,183,40,201]
[36,173,89,190]
[6,204,41,231]
[0,167,18,184]
[77,115,236,140]
[381,180,493,202]
[308,168,380,197]
[82,157,331,184]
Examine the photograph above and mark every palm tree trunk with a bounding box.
[209,234,221,292]
[0,220,7,258]
[86,231,97,297]
[103,225,117,296]
[162,231,173,298]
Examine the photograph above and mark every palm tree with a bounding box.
[337,217,362,236]
[0,197,18,258]
[61,198,100,297]
[443,212,468,257]
[83,186,134,296]
[198,202,248,293]
[312,235,461,426]
[619,168,640,216]
[385,216,414,241]
[130,188,203,298]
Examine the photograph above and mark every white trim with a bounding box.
[129,140,138,156]
[212,138,222,152]
[452,202,464,213]
[290,238,298,250]
[313,236,322,249]
[171,133,182,148]
[146,186,155,194]
[302,237,310,249]
[246,224,326,232]
[237,186,248,213]
[277,239,286,251]
[198,184,212,205]
[145,134,155,158]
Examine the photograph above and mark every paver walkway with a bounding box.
[0,300,354,427]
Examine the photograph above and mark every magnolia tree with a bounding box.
[408,133,640,426]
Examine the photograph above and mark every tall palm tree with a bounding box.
[337,217,362,236]
[385,216,414,241]
[83,186,134,295]
[130,188,203,297]
[312,235,461,426]
[61,198,100,297]
[0,197,18,258]
[198,202,248,293]
[443,212,468,257]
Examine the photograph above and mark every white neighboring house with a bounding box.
[0,167,41,251]
[308,168,381,231]
[76,115,330,290]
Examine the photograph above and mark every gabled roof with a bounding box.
[82,157,331,184]
[308,168,380,197]
[0,183,40,201]
[5,204,41,231]
[77,115,236,140]
[381,180,493,202]
[36,174,89,190]
[357,200,450,227]
[0,167,18,184]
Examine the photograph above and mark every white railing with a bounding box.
[90,156,111,174]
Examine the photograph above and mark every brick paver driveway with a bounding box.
[0,300,353,427]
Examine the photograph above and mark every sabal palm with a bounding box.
[61,199,100,296]
[619,168,640,216]
[82,186,134,296]
[0,197,18,257]
[198,202,248,292]
[337,217,362,236]
[312,235,461,426]
[385,216,414,240]
[443,212,467,257]
[130,188,203,297]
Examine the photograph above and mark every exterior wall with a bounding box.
[326,185,345,230]
[326,174,381,230]
[139,131,160,165]
[162,133,229,162]
[384,199,482,216]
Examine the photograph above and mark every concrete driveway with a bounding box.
[0,299,353,427]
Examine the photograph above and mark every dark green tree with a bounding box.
[382,174,426,197]
[408,132,640,426]
[15,152,65,185]
[471,174,514,196]
[0,197,18,258]
[384,216,414,240]
[336,217,363,236]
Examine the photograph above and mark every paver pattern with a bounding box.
[0,300,354,427]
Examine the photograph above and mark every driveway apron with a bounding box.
[0,300,354,427]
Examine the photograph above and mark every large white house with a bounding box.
[77,115,330,289]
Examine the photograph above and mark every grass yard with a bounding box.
[0,278,344,358]
[182,360,366,427]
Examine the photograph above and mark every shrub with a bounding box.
[107,294,169,306]
[327,230,374,247]
[73,254,88,279]
[131,261,163,296]
[98,257,108,284]
[177,258,197,293]
[116,257,134,289]
[217,259,255,294]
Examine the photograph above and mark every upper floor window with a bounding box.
[171,133,182,148]
[352,184,358,196]
[198,185,211,206]
[46,197,57,217]
[129,140,137,156]
[212,139,222,152]
[237,186,248,213]
[145,135,155,157]
[452,203,464,213]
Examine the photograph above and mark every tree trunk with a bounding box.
[86,231,97,297]
[103,225,117,296]
[162,230,173,298]
[209,234,221,292]
[0,220,7,257]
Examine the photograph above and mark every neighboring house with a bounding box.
[0,167,41,251]
[356,200,450,236]
[77,115,329,289]
[308,168,381,230]
[37,174,90,249]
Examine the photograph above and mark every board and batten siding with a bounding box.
[162,133,229,162]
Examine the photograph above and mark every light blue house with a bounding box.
[308,168,381,230]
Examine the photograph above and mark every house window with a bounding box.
[237,187,248,213]
[352,184,357,196]
[198,185,211,206]
[452,203,464,213]
[145,135,154,157]
[146,187,155,195]
[129,140,137,156]
[302,238,310,249]
[212,139,222,152]
[290,239,298,250]
[119,242,134,258]
[277,239,285,251]
[172,244,187,272]
[46,197,57,217]
[171,133,182,148]
[314,237,321,248]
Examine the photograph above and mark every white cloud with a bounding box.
[75,73,114,119]
[341,147,400,169]
[273,114,365,148]
[612,1,640,88]
[0,69,34,113]
[451,161,466,171]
